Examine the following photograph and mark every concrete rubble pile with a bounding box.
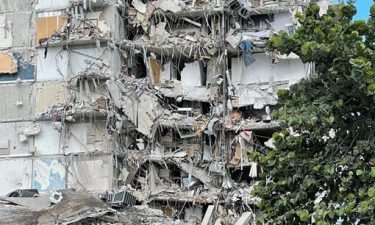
[0,0,328,224]
[0,189,183,224]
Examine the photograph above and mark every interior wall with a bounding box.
[231,53,306,85]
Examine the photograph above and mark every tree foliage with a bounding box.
[253,1,375,224]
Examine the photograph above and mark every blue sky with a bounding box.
[331,0,372,20]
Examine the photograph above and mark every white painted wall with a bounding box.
[181,61,202,87]
[231,53,306,85]
[69,47,111,76]
[35,82,68,114]
[66,123,90,154]
[37,47,69,81]
[0,14,13,48]
[0,84,35,121]
[0,121,111,156]
[273,12,293,32]
[7,12,32,47]
[0,158,32,195]
[65,122,110,154]
[0,154,113,195]
[0,122,34,155]
[160,61,171,82]
[67,155,112,191]
[37,47,111,81]
[34,122,62,155]
[35,0,70,10]
[0,0,32,13]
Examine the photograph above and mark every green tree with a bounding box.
[253,1,375,224]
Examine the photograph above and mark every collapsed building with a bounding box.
[0,0,329,224]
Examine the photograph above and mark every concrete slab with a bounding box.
[201,205,214,225]
[234,211,253,225]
